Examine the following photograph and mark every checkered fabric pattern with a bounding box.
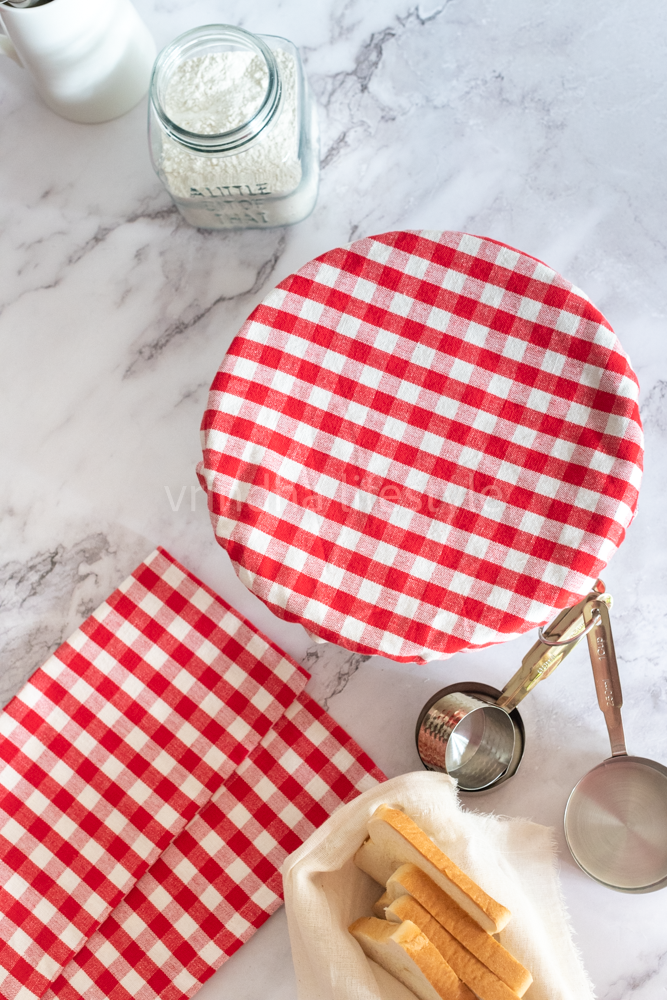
[46,690,383,1000]
[0,548,307,1000]
[198,230,644,663]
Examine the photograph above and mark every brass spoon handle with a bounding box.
[584,598,627,757]
[497,586,612,713]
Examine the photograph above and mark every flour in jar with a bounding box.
[161,49,302,199]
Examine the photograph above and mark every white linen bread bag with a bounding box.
[281,772,594,1000]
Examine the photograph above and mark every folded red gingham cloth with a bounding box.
[46,690,383,1000]
[0,548,332,1000]
[198,230,644,663]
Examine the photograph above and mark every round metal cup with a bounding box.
[564,755,667,893]
[416,683,524,792]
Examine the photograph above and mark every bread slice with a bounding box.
[385,895,522,1000]
[373,888,394,918]
[384,865,532,996]
[367,806,511,934]
[355,836,405,886]
[349,917,474,1000]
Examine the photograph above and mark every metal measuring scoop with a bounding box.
[416,584,610,792]
[564,599,667,892]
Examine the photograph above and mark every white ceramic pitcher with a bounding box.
[0,0,156,123]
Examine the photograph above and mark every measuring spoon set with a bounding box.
[416,585,667,893]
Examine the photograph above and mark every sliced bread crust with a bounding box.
[387,895,522,1000]
[386,865,532,996]
[368,806,511,934]
[349,917,473,1000]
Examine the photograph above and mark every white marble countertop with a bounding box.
[2,0,667,997]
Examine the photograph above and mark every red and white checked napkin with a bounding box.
[0,549,384,1000]
[198,230,644,663]
[47,691,381,1000]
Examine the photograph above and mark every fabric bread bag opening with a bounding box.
[198,230,643,664]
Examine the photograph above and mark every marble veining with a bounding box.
[303,644,371,710]
[2,0,667,996]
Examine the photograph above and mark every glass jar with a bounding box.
[148,25,319,229]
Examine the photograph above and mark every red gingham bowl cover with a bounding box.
[198,231,643,663]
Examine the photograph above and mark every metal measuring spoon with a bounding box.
[564,600,667,892]
[416,585,610,791]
